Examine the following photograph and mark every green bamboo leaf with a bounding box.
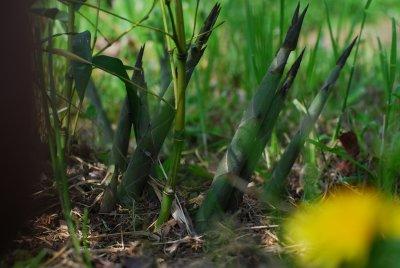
[92,55,141,138]
[92,55,130,81]
[71,31,92,101]
[263,38,358,207]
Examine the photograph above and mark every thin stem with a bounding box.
[95,24,171,56]
[173,0,186,52]
[64,2,75,152]
[59,0,171,42]
[156,0,187,228]
[189,0,201,46]
[71,100,83,139]
[41,32,76,44]
[76,10,110,43]
[47,21,81,257]
[91,0,101,51]
[186,21,224,43]
[93,1,171,56]
[159,0,178,99]
[59,0,139,23]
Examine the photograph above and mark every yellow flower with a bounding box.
[284,189,400,268]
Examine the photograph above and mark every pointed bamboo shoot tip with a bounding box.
[336,36,358,67]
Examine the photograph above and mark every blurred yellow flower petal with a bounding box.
[284,189,400,268]
[379,200,400,239]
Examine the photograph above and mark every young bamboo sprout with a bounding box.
[241,49,306,186]
[264,37,358,207]
[117,4,221,207]
[132,45,151,141]
[197,4,307,229]
[100,46,148,212]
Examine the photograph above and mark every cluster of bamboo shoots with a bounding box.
[34,2,360,263]
[196,4,357,230]
[97,2,356,231]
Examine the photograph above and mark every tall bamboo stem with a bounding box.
[156,0,187,228]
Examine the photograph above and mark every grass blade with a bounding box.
[334,0,374,140]
[324,0,339,59]
[386,18,398,131]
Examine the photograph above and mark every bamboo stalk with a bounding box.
[156,0,188,228]
[197,4,308,229]
[160,0,178,95]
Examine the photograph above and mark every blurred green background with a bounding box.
[43,0,399,164]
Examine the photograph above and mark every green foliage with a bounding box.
[367,238,400,268]
[71,31,92,100]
